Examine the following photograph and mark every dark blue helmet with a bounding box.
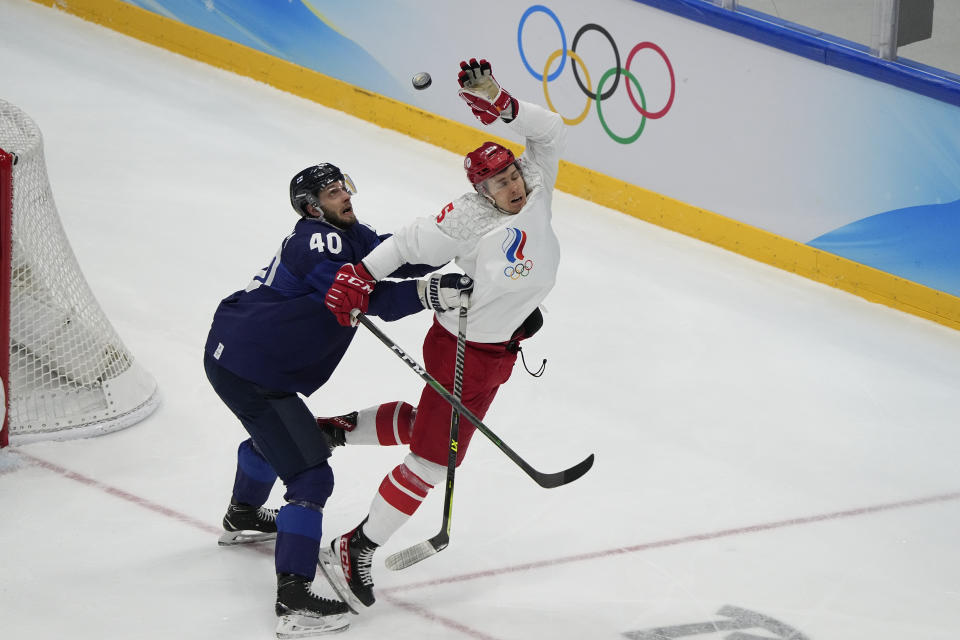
[289,163,356,216]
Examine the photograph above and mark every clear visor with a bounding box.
[478,162,521,196]
[321,174,357,196]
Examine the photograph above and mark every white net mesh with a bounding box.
[1,98,158,443]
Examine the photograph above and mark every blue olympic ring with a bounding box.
[517,5,567,82]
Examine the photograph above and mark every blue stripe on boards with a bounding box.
[631,0,960,107]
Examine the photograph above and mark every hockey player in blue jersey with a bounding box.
[203,163,472,637]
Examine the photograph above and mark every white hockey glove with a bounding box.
[457,58,518,125]
[417,273,474,312]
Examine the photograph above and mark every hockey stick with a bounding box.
[351,310,594,489]
[384,290,469,570]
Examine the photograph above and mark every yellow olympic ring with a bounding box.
[542,49,592,126]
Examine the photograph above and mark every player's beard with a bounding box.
[324,205,357,229]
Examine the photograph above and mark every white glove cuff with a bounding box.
[417,277,455,312]
[416,278,432,310]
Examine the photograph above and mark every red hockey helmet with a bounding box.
[464,142,517,187]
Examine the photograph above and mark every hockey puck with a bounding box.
[412,72,432,90]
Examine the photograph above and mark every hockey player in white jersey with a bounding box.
[320,57,566,612]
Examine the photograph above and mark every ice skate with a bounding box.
[275,573,350,637]
[218,499,278,546]
[317,520,378,613]
[315,411,357,449]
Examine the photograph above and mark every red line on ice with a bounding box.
[20,451,960,640]
[384,490,960,593]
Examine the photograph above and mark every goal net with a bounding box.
[0,98,158,446]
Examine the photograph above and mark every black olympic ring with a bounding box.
[571,24,620,102]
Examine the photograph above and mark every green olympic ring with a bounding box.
[595,67,646,145]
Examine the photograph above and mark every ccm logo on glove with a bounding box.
[334,270,374,293]
[325,263,376,326]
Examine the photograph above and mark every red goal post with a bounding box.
[1,149,12,448]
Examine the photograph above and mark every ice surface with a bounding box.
[1,1,959,639]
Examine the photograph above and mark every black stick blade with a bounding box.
[531,453,595,489]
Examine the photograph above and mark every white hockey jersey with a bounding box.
[362,100,566,343]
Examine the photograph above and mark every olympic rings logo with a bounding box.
[505,260,534,280]
[517,5,676,144]
[502,227,534,279]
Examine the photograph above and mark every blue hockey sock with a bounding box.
[232,439,277,506]
[276,503,324,577]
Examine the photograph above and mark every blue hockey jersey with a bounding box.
[204,216,434,395]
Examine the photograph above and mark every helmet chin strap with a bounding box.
[301,193,323,218]
[474,184,498,209]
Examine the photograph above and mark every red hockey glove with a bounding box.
[457,58,518,125]
[325,262,375,327]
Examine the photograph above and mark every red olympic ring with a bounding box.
[625,42,675,120]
